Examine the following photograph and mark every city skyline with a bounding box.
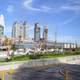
[0,0,80,43]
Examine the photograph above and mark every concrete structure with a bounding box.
[0,14,5,37]
[0,25,4,37]
[14,41,77,51]
[34,23,40,42]
[43,25,48,42]
[47,42,77,50]
[0,14,5,45]
[0,14,5,27]
[12,21,28,41]
[23,21,28,39]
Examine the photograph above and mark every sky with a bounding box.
[0,0,80,43]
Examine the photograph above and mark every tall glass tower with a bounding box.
[12,21,27,40]
[43,25,48,42]
[0,14,5,37]
[34,23,40,42]
[0,25,4,37]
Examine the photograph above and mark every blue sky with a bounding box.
[0,0,80,43]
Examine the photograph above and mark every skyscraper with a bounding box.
[0,14,5,37]
[0,25,4,37]
[43,25,48,42]
[34,23,40,42]
[23,21,27,39]
[0,14,5,27]
[12,21,27,41]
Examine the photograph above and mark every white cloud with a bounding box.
[22,0,80,13]
[23,0,41,11]
[61,5,80,12]
[56,0,80,13]
[41,6,52,12]
[61,16,78,25]
[23,0,52,12]
[7,5,14,13]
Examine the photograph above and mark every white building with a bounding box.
[0,14,5,37]
[12,21,28,42]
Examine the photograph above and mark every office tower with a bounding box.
[0,14,5,27]
[12,21,27,40]
[34,23,40,42]
[12,21,19,39]
[0,25,4,37]
[23,21,27,39]
[0,14,5,37]
[43,25,48,42]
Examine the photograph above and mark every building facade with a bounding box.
[0,25,4,37]
[43,25,48,42]
[12,21,27,41]
[34,23,40,42]
[0,14,5,37]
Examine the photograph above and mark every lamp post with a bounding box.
[54,26,58,52]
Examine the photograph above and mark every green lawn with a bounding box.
[11,55,30,61]
[0,51,80,62]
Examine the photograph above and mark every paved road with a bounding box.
[0,64,80,80]
[13,64,80,80]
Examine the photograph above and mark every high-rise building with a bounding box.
[34,23,40,42]
[0,14,5,27]
[43,25,48,42]
[0,14,5,37]
[0,25,4,37]
[12,21,27,40]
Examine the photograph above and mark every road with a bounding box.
[13,64,80,80]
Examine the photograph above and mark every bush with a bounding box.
[29,54,43,59]
[5,57,12,62]
[75,51,80,55]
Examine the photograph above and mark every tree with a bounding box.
[3,37,13,60]
[3,37,12,46]
[40,39,47,50]
[11,44,17,51]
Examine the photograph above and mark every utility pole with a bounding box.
[54,26,57,52]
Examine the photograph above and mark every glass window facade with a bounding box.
[0,25,4,37]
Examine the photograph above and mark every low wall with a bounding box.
[21,55,80,68]
[0,55,80,71]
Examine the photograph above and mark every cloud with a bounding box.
[23,0,80,13]
[61,5,80,12]
[69,0,80,4]
[23,0,52,12]
[41,6,52,12]
[23,0,41,11]
[7,5,14,13]
[56,0,80,13]
[61,16,78,25]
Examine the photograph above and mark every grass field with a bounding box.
[0,51,80,62]
[8,51,80,61]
